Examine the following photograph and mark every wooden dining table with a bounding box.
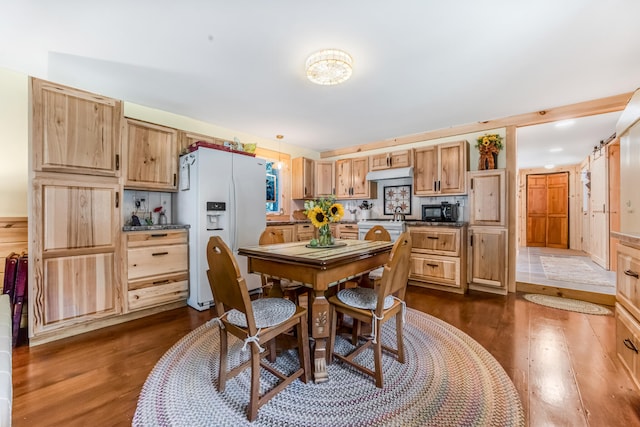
[238,238,394,383]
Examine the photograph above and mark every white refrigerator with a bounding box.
[176,147,265,311]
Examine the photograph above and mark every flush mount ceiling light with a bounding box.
[305,49,353,85]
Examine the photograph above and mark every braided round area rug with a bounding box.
[133,308,525,427]
[523,293,612,315]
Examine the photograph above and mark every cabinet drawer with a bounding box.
[127,230,188,248]
[617,243,640,320]
[409,227,460,256]
[128,244,188,280]
[409,253,460,287]
[128,272,188,310]
[338,224,359,240]
[616,303,640,390]
[295,223,315,241]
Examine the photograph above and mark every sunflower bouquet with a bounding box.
[476,133,503,169]
[303,196,344,246]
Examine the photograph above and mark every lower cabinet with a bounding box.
[616,241,640,390]
[408,226,467,294]
[468,227,508,294]
[295,223,316,241]
[126,230,189,311]
[265,224,295,242]
[337,223,359,240]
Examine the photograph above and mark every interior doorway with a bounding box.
[526,172,569,248]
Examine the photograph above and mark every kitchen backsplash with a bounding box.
[122,190,173,226]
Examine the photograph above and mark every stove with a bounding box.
[357,220,406,241]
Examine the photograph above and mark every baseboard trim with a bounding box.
[516,281,615,306]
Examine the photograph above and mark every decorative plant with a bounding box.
[359,200,373,210]
[476,133,503,169]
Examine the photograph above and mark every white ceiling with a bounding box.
[1,1,639,164]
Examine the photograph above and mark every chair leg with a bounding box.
[373,322,383,388]
[328,305,337,364]
[396,312,405,364]
[352,319,361,345]
[267,338,277,363]
[218,328,228,392]
[248,343,262,422]
[297,315,311,383]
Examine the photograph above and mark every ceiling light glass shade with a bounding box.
[306,49,353,85]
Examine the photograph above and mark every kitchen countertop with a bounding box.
[406,221,467,227]
[122,224,191,232]
[266,219,359,226]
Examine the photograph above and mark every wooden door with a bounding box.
[315,160,335,197]
[609,140,620,271]
[546,173,569,248]
[335,159,352,198]
[590,153,609,268]
[526,172,569,248]
[413,146,438,195]
[125,119,178,191]
[526,175,547,247]
[31,78,122,177]
[439,141,467,194]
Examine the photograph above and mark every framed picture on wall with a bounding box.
[383,185,411,215]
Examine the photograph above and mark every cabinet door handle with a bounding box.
[152,252,169,256]
[115,191,119,208]
[433,181,436,191]
[624,338,639,353]
[470,178,474,190]
[427,236,439,240]
[115,154,120,171]
[438,180,441,191]
[153,279,171,285]
[173,173,177,187]
[426,263,439,268]
[624,269,639,279]
[470,235,473,246]
[151,233,168,238]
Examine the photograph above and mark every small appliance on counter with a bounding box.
[421,202,460,222]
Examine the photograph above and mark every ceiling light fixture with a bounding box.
[305,49,353,86]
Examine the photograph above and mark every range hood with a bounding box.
[366,166,413,181]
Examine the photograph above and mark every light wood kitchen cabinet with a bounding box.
[616,241,640,390]
[266,224,295,242]
[468,227,508,293]
[124,118,179,191]
[295,223,316,241]
[292,157,315,199]
[408,226,467,294]
[126,230,188,311]
[336,156,377,199]
[413,141,468,196]
[315,160,335,197]
[468,169,507,227]
[337,223,359,240]
[31,175,122,338]
[31,77,122,177]
[370,150,412,171]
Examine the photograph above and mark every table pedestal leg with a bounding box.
[310,289,330,383]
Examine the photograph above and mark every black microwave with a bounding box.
[421,202,459,222]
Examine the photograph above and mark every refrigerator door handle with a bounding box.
[230,177,237,252]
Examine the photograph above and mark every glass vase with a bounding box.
[318,224,334,246]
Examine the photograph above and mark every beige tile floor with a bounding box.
[516,246,616,295]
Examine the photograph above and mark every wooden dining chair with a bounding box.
[258,228,308,305]
[327,231,412,388]
[206,236,311,421]
[363,225,392,288]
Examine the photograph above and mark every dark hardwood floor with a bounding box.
[12,287,640,426]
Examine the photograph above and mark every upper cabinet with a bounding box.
[292,157,315,199]
[370,150,411,171]
[31,78,122,177]
[315,160,335,197]
[468,169,507,227]
[336,156,377,199]
[124,118,178,191]
[413,141,468,196]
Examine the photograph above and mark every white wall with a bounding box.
[0,68,28,216]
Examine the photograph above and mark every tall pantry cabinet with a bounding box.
[30,78,123,343]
